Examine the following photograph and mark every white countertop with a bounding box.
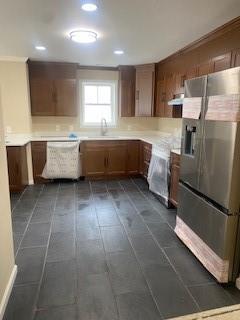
[5,132,181,153]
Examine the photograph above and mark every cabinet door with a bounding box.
[127,141,139,175]
[31,142,48,183]
[140,142,152,178]
[7,147,22,191]
[198,60,213,76]
[212,53,232,72]
[155,78,166,117]
[169,152,180,207]
[119,66,135,117]
[175,73,186,94]
[30,79,55,116]
[164,73,176,118]
[185,66,198,80]
[232,49,240,67]
[135,64,155,117]
[54,79,77,116]
[107,143,127,176]
[170,164,180,207]
[82,144,106,177]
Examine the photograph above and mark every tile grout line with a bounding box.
[89,180,120,320]
[30,182,60,320]
[113,180,164,320]
[14,185,44,258]
[128,178,202,314]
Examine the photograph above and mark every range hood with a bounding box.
[168,93,184,106]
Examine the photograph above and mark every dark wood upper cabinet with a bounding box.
[198,60,214,76]
[118,66,135,117]
[135,64,155,117]
[164,73,176,118]
[54,79,77,116]
[232,49,240,67]
[28,61,78,117]
[212,52,232,72]
[30,79,55,116]
[155,77,166,117]
[185,66,198,80]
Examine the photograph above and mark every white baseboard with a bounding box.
[0,265,17,320]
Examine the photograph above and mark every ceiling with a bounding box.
[0,0,240,66]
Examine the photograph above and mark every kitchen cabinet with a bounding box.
[28,61,78,117]
[82,142,106,177]
[30,79,55,116]
[169,151,180,207]
[127,140,140,175]
[212,52,232,72]
[198,60,214,76]
[107,143,127,176]
[232,49,240,67]
[164,73,177,118]
[119,66,135,117]
[31,141,48,183]
[54,79,77,116]
[135,64,155,117]
[185,66,198,80]
[140,141,152,179]
[82,140,140,178]
[155,77,166,117]
[175,73,186,94]
[7,146,28,192]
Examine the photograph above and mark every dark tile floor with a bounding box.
[5,178,240,320]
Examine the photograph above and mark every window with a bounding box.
[81,81,117,126]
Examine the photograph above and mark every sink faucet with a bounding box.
[100,118,108,136]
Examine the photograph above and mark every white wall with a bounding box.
[0,88,16,318]
[0,60,32,134]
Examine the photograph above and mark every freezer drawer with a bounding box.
[177,183,238,261]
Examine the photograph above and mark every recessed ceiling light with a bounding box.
[114,50,124,55]
[82,3,98,11]
[35,46,46,51]
[70,30,97,43]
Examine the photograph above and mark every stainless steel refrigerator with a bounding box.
[175,67,240,283]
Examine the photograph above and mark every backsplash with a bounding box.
[31,116,182,135]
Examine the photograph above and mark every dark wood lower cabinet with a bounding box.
[169,151,180,207]
[7,146,28,192]
[82,140,140,179]
[140,141,152,179]
[31,141,48,184]
[127,141,140,175]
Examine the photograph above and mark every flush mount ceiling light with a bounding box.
[70,30,97,43]
[35,46,46,51]
[82,3,98,11]
[114,50,124,55]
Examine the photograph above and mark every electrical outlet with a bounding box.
[56,125,60,132]
[69,125,74,131]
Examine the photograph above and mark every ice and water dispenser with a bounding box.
[184,125,196,156]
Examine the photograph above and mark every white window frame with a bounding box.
[80,80,118,127]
